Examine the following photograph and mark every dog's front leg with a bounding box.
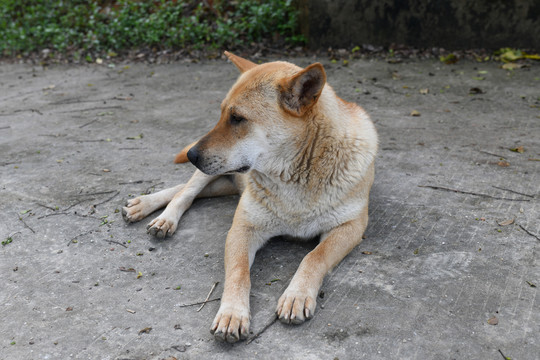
[146,170,218,238]
[210,213,267,343]
[276,206,369,324]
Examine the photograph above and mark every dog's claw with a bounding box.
[122,197,152,223]
[211,304,250,343]
[276,289,316,325]
[146,216,177,238]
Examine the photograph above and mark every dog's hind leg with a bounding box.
[276,205,369,325]
[146,170,238,238]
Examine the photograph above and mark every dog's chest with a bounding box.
[244,176,364,239]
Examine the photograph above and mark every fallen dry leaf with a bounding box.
[419,88,429,95]
[469,87,484,95]
[410,110,421,117]
[487,316,498,325]
[362,251,372,255]
[509,146,524,153]
[138,327,152,335]
[497,219,514,226]
[497,161,510,167]
[119,267,136,272]
[502,63,525,70]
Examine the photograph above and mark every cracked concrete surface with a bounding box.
[0,57,538,360]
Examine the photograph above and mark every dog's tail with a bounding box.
[174,141,197,163]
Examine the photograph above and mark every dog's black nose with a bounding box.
[187,147,200,166]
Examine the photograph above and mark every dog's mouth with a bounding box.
[234,166,251,173]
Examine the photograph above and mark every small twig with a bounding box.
[0,125,11,130]
[36,202,57,211]
[103,239,127,248]
[14,108,43,115]
[478,150,506,159]
[197,282,219,312]
[498,349,510,360]
[57,105,123,114]
[49,98,105,105]
[93,191,119,207]
[67,230,93,246]
[418,185,531,202]
[37,212,98,220]
[143,182,164,195]
[177,298,221,308]
[18,216,35,234]
[518,224,540,241]
[246,316,278,345]
[75,190,117,197]
[79,119,98,128]
[8,231,22,238]
[119,179,159,185]
[492,185,535,198]
[63,200,85,211]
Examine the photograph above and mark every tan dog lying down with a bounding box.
[122,52,378,343]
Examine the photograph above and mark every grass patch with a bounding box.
[0,0,304,58]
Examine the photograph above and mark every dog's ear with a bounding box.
[279,63,326,117]
[174,141,198,163]
[224,51,257,73]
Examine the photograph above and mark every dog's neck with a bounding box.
[253,114,348,191]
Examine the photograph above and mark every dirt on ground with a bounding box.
[0,55,539,359]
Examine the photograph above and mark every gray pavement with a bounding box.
[0,56,539,360]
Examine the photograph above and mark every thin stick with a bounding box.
[35,202,57,211]
[57,105,123,114]
[246,316,278,345]
[18,216,35,234]
[75,190,117,197]
[498,349,510,360]
[518,224,540,241]
[177,298,221,308]
[143,182,164,195]
[118,179,158,185]
[37,212,98,220]
[67,230,93,246]
[492,185,535,198]
[79,119,98,128]
[103,239,127,248]
[478,150,506,159]
[418,185,530,202]
[93,191,119,207]
[197,282,219,312]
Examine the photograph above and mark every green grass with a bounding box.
[0,0,305,58]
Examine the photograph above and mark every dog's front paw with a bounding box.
[276,287,317,325]
[122,196,157,223]
[210,303,250,343]
[146,215,178,238]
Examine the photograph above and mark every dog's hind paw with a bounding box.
[210,304,250,343]
[146,216,178,238]
[276,288,317,325]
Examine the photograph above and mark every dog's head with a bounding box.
[175,51,326,176]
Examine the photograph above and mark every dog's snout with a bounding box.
[187,147,200,166]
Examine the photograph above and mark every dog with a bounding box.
[122,51,378,343]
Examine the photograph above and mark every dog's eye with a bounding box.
[230,114,246,125]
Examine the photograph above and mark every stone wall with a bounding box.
[298,0,540,50]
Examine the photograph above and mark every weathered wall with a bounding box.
[299,0,540,50]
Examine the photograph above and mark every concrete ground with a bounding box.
[0,55,538,360]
